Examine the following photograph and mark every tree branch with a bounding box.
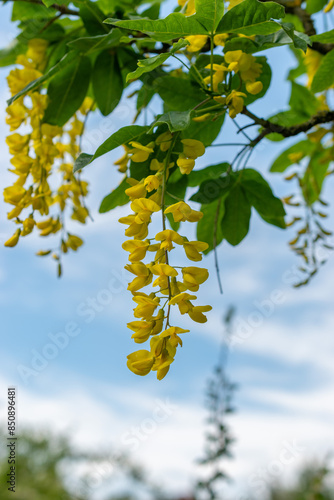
[5,0,80,16]
[241,107,334,146]
[259,0,333,54]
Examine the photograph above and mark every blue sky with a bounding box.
[1,2,334,499]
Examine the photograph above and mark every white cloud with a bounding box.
[1,367,334,499]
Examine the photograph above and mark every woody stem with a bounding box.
[161,133,179,328]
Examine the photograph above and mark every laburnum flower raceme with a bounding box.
[116,132,212,380]
[3,39,91,274]
[184,31,264,119]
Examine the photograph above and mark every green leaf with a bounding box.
[239,169,285,221]
[270,140,317,172]
[99,178,129,213]
[106,13,208,41]
[67,29,126,53]
[225,28,308,54]
[11,1,56,20]
[195,0,224,32]
[190,174,234,204]
[153,76,207,111]
[289,82,319,117]
[310,29,334,43]
[17,19,65,43]
[197,199,225,254]
[73,125,150,172]
[302,151,330,205]
[117,47,140,84]
[221,185,251,246]
[306,0,328,14]
[44,56,91,126]
[7,50,79,106]
[126,39,189,82]
[216,0,284,36]
[74,153,93,171]
[0,41,25,68]
[188,163,229,187]
[311,49,334,93]
[277,22,310,52]
[182,113,225,146]
[78,0,109,35]
[41,0,58,6]
[259,213,286,229]
[265,109,311,141]
[92,50,123,116]
[137,85,155,110]
[151,110,192,132]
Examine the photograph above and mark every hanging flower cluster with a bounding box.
[3,39,91,274]
[184,37,264,119]
[116,132,212,379]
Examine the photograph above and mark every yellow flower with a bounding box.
[246,81,263,95]
[133,293,160,319]
[6,134,29,155]
[6,102,26,131]
[7,206,23,219]
[224,50,252,73]
[228,0,244,8]
[131,198,161,224]
[177,155,195,174]
[119,215,149,240]
[114,147,130,172]
[241,63,262,83]
[160,326,189,347]
[151,263,178,289]
[129,141,154,162]
[4,229,20,247]
[304,48,322,88]
[192,113,211,122]
[7,67,42,95]
[164,201,203,222]
[125,180,147,200]
[67,234,83,250]
[178,0,196,15]
[122,239,150,262]
[144,175,160,192]
[128,320,155,343]
[29,93,48,121]
[151,341,176,380]
[3,185,26,205]
[214,34,229,46]
[226,90,247,118]
[204,63,228,91]
[71,206,89,224]
[185,35,208,52]
[26,39,48,65]
[188,305,212,323]
[169,292,196,314]
[21,217,35,236]
[182,266,209,291]
[125,262,152,292]
[155,229,184,251]
[127,350,155,376]
[10,155,33,175]
[183,240,208,261]
[156,131,173,152]
[324,0,334,12]
[181,139,205,159]
[79,96,94,115]
[150,158,164,171]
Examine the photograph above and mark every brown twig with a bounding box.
[242,107,334,147]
